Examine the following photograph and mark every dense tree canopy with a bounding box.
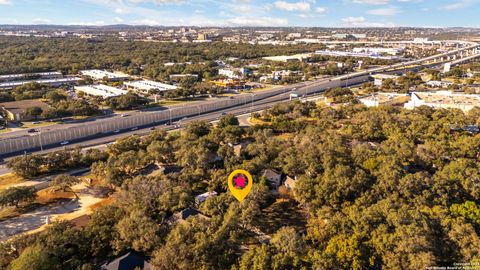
[2,101,480,269]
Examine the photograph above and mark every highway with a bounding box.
[0,75,369,158]
[0,41,478,158]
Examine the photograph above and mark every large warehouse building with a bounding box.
[404,91,480,112]
[124,80,177,93]
[80,69,130,81]
[74,84,128,98]
[0,72,63,82]
[0,77,83,91]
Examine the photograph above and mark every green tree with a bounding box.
[8,245,52,270]
[24,106,43,120]
[49,174,81,199]
[0,186,37,208]
[217,114,239,128]
[7,155,43,179]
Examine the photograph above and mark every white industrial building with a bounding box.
[75,84,128,98]
[359,93,409,107]
[352,47,403,56]
[315,50,399,60]
[404,91,480,112]
[218,68,251,79]
[0,72,63,82]
[263,53,312,62]
[426,80,453,88]
[0,77,83,90]
[79,69,130,81]
[124,80,177,93]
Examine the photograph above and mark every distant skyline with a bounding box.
[0,0,479,28]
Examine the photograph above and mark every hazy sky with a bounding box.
[0,0,479,27]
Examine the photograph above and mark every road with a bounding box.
[0,41,478,158]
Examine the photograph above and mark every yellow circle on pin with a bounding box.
[228,169,253,202]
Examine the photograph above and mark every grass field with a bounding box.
[158,97,209,107]
[21,121,58,129]
[0,173,24,190]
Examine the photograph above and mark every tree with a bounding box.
[45,90,67,103]
[24,106,43,120]
[113,209,162,253]
[217,114,239,128]
[7,155,43,179]
[49,174,81,199]
[0,186,37,208]
[9,245,53,270]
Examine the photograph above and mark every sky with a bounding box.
[0,0,479,28]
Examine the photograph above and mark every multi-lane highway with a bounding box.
[0,40,478,158]
[0,75,369,158]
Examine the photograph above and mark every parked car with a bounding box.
[114,129,120,133]
[60,141,69,146]
[131,127,138,131]
[31,121,40,124]
[27,129,37,133]
[121,114,129,117]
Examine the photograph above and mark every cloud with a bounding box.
[0,0,11,5]
[227,16,288,26]
[315,7,327,13]
[342,16,366,24]
[127,0,185,4]
[232,5,253,13]
[341,16,395,27]
[32,18,51,24]
[114,17,124,22]
[352,0,389,4]
[274,1,311,11]
[114,7,128,14]
[441,0,475,10]
[367,6,401,15]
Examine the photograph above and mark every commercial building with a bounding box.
[404,91,480,112]
[332,33,367,39]
[74,84,128,98]
[79,69,130,81]
[352,47,403,56]
[359,93,410,107]
[263,53,312,63]
[371,74,400,87]
[124,80,177,94]
[0,72,63,82]
[0,100,51,122]
[218,68,251,79]
[212,79,245,89]
[0,77,83,91]
[315,50,399,60]
[169,74,199,82]
[426,80,453,88]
